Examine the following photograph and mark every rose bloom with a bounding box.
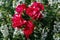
[12,13,26,29]
[23,20,34,38]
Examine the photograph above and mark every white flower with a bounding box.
[58,4,60,8]
[0,1,4,6]
[13,27,24,38]
[0,24,9,38]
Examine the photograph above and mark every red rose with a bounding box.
[26,7,42,20]
[12,13,26,29]
[16,4,26,13]
[31,2,38,8]
[26,2,44,20]
[31,2,44,10]
[38,3,44,10]
[23,20,34,38]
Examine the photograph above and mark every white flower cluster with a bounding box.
[58,4,60,8]
[53,21,60,33]
[0,24,9,38]
[0,0,4,6]
[13,0,25,8]
[53,33,60,40]
[41,28,48,40]
[13,27,24,38]
[53,21,60,40]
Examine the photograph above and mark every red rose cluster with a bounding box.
[26,2,44,20]
[12,2,44,39]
